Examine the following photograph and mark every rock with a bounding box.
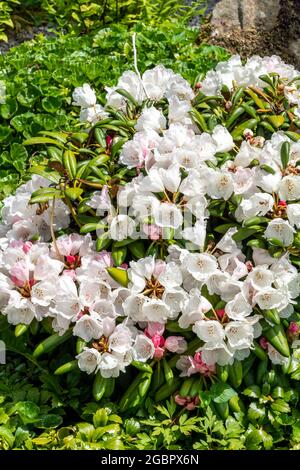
[207,0,300,69]
[211,0,280,35]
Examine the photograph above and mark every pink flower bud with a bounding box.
[259,336,268,350]
[152,334,165,348]
[245,260,253,272]
[216,309,225,320]
[287,321,299,341]
[175,394,187,406]
[66,255,77,264]
[278,200,287,208]
[106,135,113,147]
[186,401,197,411]
[243,128,254,140]
[289,322,299,334]
[23,242,33,254]
[153,346,165,360]
[194,352,202,364]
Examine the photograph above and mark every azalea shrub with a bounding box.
[1,53,300,449]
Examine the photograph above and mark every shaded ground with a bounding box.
[202,0,300,69]
[0,24,57,53]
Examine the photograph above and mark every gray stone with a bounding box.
[211,0,280,35]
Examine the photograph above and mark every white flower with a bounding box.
[106,71,145,109]
[225,321,254,350]
[193,320,225,345]
[279,175,300,201]
[108,324,133,354]
[73,312,105,342]
[153,201,183,229]
[123,294,147,321]
[225,293,252,320]
[79,105,108,124]
[133,335,155,362]
[284,84,300,105]
[119,130,160,169]
[267,343,288,365]
[212,125,234,152]
[182,253,218,282]
[247,266,274,290]
[236,193,274,221]
[98,352,128,378]
[287,204,300,228]
[142,65,174,100]
[264,218,295,246]
[31,279,58,307]
[179,292,211,329]
[4,299,35,325]
[142,298,172,322]
[168,96,192,125]
[253,287,288,311]
[200,344,234,366]
[135,106,166,132]
[206,170,234,200]
[110,215,136,241]
[182,220,207,250]
[72,84,97,108]
[76,348,101,374]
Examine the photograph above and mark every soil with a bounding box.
[0,23,57,54]
[201,0,300,69]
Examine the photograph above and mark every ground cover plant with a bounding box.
[1,49,300,450]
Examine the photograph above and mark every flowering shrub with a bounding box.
[1,54,300,438]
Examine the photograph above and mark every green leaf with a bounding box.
[14,401,40,422]
[107,267,129,287]
[0,425,14,449]
[23,136,65,148]
[10,143,28,173]
[232,227,258,241]
[35,414,63,429]
[17,84,41,107]
[271,399,291,414]
[242,385,261,398]
[93,409,108,428]
[65,187,83,201]
[211,383,237,404]
[42,96,63,113]
[0,99,18,119]
[280,141,290,169]
[0,125,12,143]
[248,402,266,423]
[267,115,285,129]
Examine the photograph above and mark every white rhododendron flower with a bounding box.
[265,219,295,246]
[135,106,166,132]
[72,83,97,108]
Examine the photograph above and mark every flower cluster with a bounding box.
[1,55,300,395]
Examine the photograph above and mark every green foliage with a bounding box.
[1,313,300,450]
[0,0,19,42]
[0,0,205,40]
